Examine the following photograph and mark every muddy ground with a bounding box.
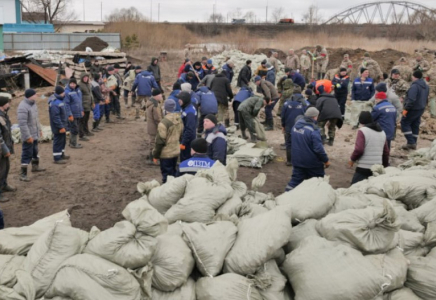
[2,50,435,231]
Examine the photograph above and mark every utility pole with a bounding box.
[158,3,160,23]
[100,1,102,22]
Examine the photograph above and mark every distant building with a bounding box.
[0,0,22,24]
[53,21,105,33]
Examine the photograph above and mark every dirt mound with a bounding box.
[73,37,109,52]
[254,48,287,61]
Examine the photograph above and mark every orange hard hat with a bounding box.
[315,80,333,94]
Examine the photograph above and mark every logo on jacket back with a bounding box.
[293,127,305,135]
[187,160,211,168]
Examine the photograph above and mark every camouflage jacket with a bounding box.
[392,65,413,82]
[300,54,311,70]
[410,59,431,74]
[280,79,294,101]
[285,55,300,70]
[386,78,409,99]
[340,59,353,74]
[360,58,383,80]
[315,48,329,62]
[153,112,183,159]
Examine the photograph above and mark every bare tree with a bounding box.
[20,0,75,24]
[106,7,147,22]
[271,7,285,23]
[302,4,323,25]
[244,11,256,23]
[208,13,225,23]
[233,8,243,19]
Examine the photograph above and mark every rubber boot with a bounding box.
[69,134,83,149]
[241,130,248,140]
[286,148,292,166]
[95,119,103,131]
[264,119,274,131]
[106,117,114,123]
[79,136,89,141]
[31,159,46,172]
[54,159,67,164]
[2,185,16,192]
[328,137,334,146]
[321,135,327,145]
[19,166,30,182]
[249,132,258,143]
[225,119,230,128]
[92,121,98,132]
[61,152,70,160]
[146,150,154,165]
[0,193,9,203]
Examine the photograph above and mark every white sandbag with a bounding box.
[231,181,248,197]
[344,100,372,125]
[253,117,266,141]
[316,200,400,254]
[84,220,157,269]
[394,206,425,233]
[256,260,288,300]
[181,221,237,277]
[21,223,86,298]
[406,256,436,300]
[329,192,385,214]
[216,194,243,216]
[45,254,142,300]
[283,219,319,254]
[152,278,196,300]
[196,273,264,300]
[243,190,275,205]
[283,236,390,300]
[224,205,292,275]
[412,197,436,224]
[399,230,431,257]
[383,288,423,300]
[0,210,71,255]
[122,197,168,237]
[0,255,25,287]
[277,177,336,222]
[145,175,194,214]
[365,248,409,292]
[427,247,436,259]
[151,234,194,292]
[128,263,153,300]
[237,202,269,219]
[165,223,183,236]
[0,286,27,300]
[165,163,233,223]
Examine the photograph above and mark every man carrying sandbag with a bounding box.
[179,138,215,175]
[238,96,270,143]
[153,99,183,183]
[285,107,330,191]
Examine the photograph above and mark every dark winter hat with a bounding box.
[391,68,400,75]
[185,58,191,63]
[0,97,10,106]
[360,67,368,74]
[94,73,101,81]
[375,83,387,93]
[107,66,115,71]
[339,67,347,72]
[191,138,208,154]
[293,85,302,94]
[305,89,313,96]
[254,75,262,82]
[25,88,36,98]
[135,65,142,70]
[207,59,212,64]
[152,89,162,96]
[114,63,120,69]
[359,111,373,125]
[284,67,292,73]
[201,56,208,61]
[187,71,195,78]
[173,82,181,91]
[246,60,252,65]
[205,114,218,125]
[176,91,191,106]
[261,59,267,65]
[305,107,319,118]
[413,70,423,79]
[69,77,77,84]
[164,99,176,113]
[55,86,65,95]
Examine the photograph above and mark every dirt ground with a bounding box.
[1,49,434,231]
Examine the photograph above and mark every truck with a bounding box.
[231,19,246,24]
[279,18,294,24]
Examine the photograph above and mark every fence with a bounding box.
[3,33,121,51]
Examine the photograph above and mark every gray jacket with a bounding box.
[17,98,41,141]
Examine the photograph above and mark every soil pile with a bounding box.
[254,48,287,60]
[73,37,109,52]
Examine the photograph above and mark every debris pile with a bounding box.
[72,37,109,52]
[1,149,436,299]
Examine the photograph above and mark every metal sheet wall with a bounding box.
[3,33,121,51]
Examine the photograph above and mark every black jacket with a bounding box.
[210,73,233,105]
[237,65,252,87]
[316,94,343,126]
[0,110,14,155]
[147,57,161,81]
[404,78,429,111]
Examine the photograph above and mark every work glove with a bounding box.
[59,128,66,134]
[324,161,331,169]
[402,110,408,117]
[335,83,341,89]
[153,158,159,165]
[180,144,186,150]
[26,137,34,144]
[313,57,317,61]
[4,152,11,158]
[348,161,354,168]
[68,116,74,122]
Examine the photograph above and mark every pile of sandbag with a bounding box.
[344,100,373,126]
[11,125,53,144]
[227,143,276,168]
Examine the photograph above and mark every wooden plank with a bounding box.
[47,51,126,58]
[27,63,65,86]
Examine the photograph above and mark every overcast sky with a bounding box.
[71,0,436,23]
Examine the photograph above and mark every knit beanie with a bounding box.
[359,111,373,125]
[55,86,65,95]
[69,77,77,84]
[305,89,313,96]
[181,83,192,92]
[375,83,387,93]
[254,76,262,82]
[360,67,368,74]
[152,89,161,96]
[0,97,10,106]
[173,82,181,91]
[293,85,302,94]
[375,92,387,100]
[191,138,208,154]
[164,99,176,113]
[413,70,423,79]
[246,60,252,65]
[207,59,212,64]
[391,68,400,75]
[107,66,114,71]
[339,67,347,72]
[25,89,36,98]
[205,114,218,125]
[305,107,319,118]
[135,65,142,70]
